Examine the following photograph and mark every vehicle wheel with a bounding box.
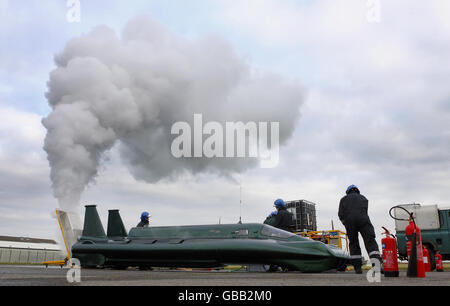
[426,246,436,271]
[336,259,348,272]
[337,264,347,272]
[266,265,280,272]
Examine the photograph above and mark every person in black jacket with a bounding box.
[137,211,150,227]
[266,199,293,272]
[338,185,382,274]
[272,199,293,232]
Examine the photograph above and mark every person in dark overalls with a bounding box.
[338,185,382,274]
[266,199,294,272]
[137,211,150,227]
[271,199,293,232]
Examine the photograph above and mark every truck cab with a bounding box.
[395,204,450,270]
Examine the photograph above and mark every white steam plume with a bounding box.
[42,16,305,210]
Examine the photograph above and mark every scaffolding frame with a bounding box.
[297,230,349,251]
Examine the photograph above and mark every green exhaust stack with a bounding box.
[82,205,106,239]
[107,209,127,238]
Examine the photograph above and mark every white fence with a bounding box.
[0,247,65,264]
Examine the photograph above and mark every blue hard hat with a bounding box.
[141,211,150,220]
[346,185,360,194]
[274,198,286,208]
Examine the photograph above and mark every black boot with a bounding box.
[351,258,363,274]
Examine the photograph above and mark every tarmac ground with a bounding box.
[1,265,449,286]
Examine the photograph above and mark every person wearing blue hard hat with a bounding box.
[338,185,382,274]
[265,199,293,273]
[137,211,151,227]
[271,198,293,232]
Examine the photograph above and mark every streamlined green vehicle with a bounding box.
[72,205,350,272]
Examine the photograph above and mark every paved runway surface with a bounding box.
[1,265,450,286]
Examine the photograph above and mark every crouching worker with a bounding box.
[137,211,151,227]
[272,198,293,232]
[266,199,293,273]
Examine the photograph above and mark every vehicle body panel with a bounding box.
[72,206,350,272]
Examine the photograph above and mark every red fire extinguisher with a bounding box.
[405,219,426,278]
[423,246,431,272]
[381,227,399,277]
[405,220,414,257]
[435,251,444,272]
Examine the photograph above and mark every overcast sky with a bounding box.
[1,1,450,259]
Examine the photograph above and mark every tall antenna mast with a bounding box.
[238,183,242,224]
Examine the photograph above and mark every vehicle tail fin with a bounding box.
[82,205,106,239]
[107,209,127,238]
[55,209,83,258]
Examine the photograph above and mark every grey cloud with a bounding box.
[42,15,305,210]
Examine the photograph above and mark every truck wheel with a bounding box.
[427,247,436,271]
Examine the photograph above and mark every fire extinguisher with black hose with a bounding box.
[389,206,426,278]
